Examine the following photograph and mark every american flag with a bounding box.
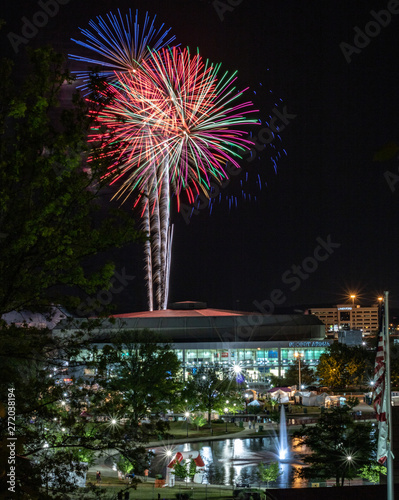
[373,320,388,464]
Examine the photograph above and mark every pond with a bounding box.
[150,434,310,488]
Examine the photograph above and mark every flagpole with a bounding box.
[385,290,394,500]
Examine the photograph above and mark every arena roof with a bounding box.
[54,301,326,345]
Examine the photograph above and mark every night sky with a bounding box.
[2,0,399,313]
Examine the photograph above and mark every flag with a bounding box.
[373,324,388,464]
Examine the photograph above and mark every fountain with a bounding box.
[277,404,289,462]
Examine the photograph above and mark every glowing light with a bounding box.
[70,9,176,86]
[75,14,258,313]
[93,47,257,206]
[233,364,242,374]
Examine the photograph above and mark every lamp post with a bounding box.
[294,352,304,390]
[224,408,228,433]
[346,455,352,486]
[378,296,384,330]
[184,412,189,438]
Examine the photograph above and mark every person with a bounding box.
[144,468,149,482]
[96,471,101,484]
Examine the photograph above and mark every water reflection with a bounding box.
[151,436,308,488]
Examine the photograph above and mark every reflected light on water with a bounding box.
[151,434,307,488]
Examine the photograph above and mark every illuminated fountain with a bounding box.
[277,404,290,462]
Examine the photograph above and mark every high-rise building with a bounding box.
[307,304,379,336]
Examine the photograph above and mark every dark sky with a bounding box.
[3,0,399,313]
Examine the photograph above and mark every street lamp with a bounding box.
[184,411,189,438]
[350,294,356,305]
[294,352,304,390]
[346,455,353,485]
[224,408,228,433]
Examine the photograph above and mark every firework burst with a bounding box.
[69,9,175,84]
[72,13,258,312]
[95,46,258,209]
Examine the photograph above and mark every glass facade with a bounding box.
[69,344,330,384]
[178,345,329,380]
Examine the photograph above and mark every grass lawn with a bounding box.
[166,421,242,438]
[82,475,239,499]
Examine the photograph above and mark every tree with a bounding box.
[294,406,375,486]
[0,47,143,316]
[172,459,197,483]
[0,322,180,497]
[116,455,134,475]
[257,461,282,488]
[316,343,371,389]
[271,362,316,388]
[191,414,207,430]
[183,366,243,425]
[92,329,182,426]
[358,462,387,484]
[0,322,101,498]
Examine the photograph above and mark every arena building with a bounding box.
[54,301,331,384]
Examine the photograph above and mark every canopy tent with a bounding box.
[315,392,331,407]
[301,392,317,406]
[247,399,260,406]
[269,389,290,403]
[351,402,375,413]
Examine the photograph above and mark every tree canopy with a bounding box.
[0,323,181,497]
[294,406,375,486]
[271,362,316,388]
[0,47,143,316]
[91,329,182,425]
[316,343,372,389]
[182,366,243,424]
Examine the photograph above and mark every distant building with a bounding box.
[338,329,363,346]
[307,304,379,336]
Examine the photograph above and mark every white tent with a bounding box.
[247,399,260,406]
[315,392,331,407]
[270,389,289,403]
[301,392,317,407]
[351,402,375,413]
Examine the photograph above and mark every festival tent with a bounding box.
[301,392,317,406]
[315,392,332,407]
[351,402,375,414]
[269,389,290,403]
